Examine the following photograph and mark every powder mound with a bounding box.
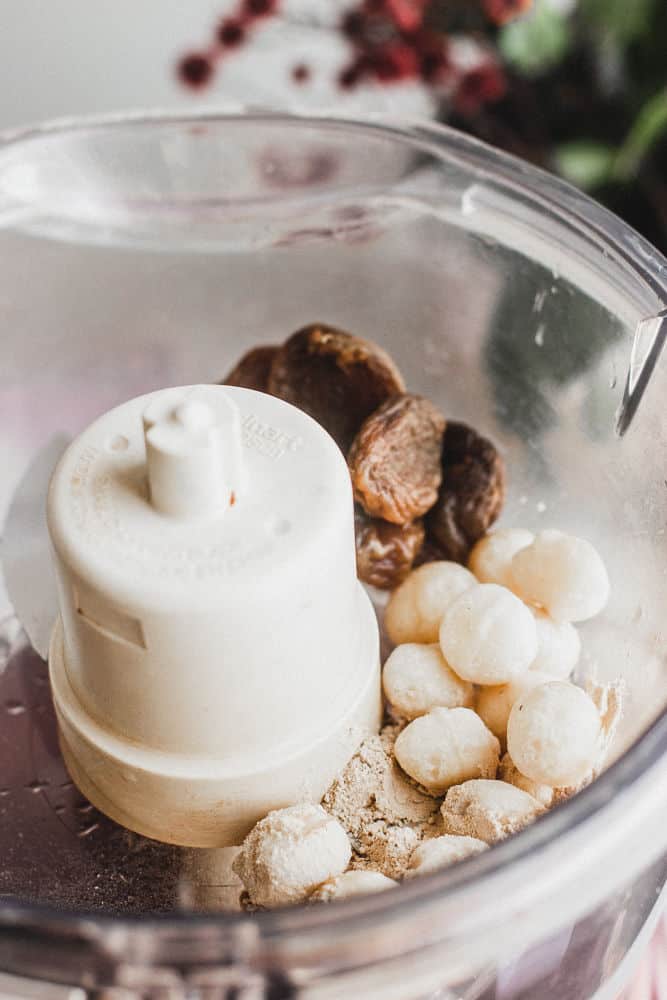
[440,779,544,843]
[322,724,442,878]
[587,677,624,768]
[323,725,440,833]
[350,822,425,880]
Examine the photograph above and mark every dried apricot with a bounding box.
[349,394,445,525]
[426,422,505,563]
[355,508,425,590]
[267,324,405,452]
[223,345,279,392]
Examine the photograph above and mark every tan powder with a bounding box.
[322,724,442,879]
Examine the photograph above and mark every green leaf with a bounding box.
[499,1,571,76]
[613,88,667,181]
[554,141,616,190]
[580,0,656,44]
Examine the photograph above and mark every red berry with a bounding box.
[370,43,419,82]
[243,0,279,19]
[410,31,449,83]
[384,0,426,34]
[291,63,311,84]
[483,0,532,25]
[454,63,506,114]
[217,18,245,47]
[178,53,213,89]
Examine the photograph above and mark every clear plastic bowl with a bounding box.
[0,112,666,1000]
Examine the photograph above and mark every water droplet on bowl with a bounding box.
[5,701,26,716]
[533,289,547,313]
[77,823,100,838]
[26,780,49,794]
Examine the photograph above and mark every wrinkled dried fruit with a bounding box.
[412,537,451,569]
[349,394,446,525]
[427,422,505,563]
[223,345,279,392]
[355,507,424,589]
[267,324,405,451]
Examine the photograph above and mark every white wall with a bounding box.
[0,0,432,132]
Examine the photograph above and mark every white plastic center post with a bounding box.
[143,388,245,518]
[47,385,380,847]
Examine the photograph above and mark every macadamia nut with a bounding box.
[394,707,500,795]
[310,870,396,901]
[405,835,487,877]
[440,779,544,842]
[530,609,580,678]
[355,509,424,589]
[383,643,474,720]
[475,670,557,745]
[511,530,610,622]
[507,681,602,787]
[232,804,351,908]
[498,753,554,808]
[439,583,538,684]
[468,529,534,588]
[385,562,477,645]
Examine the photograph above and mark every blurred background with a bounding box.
[1,0,666,252]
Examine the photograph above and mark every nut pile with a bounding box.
[232,524,621,908]
[223,324,505,587]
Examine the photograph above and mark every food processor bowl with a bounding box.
[0,112,666,1000]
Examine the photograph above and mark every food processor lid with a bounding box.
[46,384,347,601]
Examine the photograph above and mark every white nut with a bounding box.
[475,670,557,745]
[439,583,538,684]
[382,643,474,720]
[440,779,544,842]
[385,562,477,645]
[507,681,602,787]
[530,608,580,678]
[310,870,396,901]
[232,804,351,908]
[468,529,534,588]
[511,530,610,622]
[394,707,500,795]
[405,835,487,877]
[498,752,554,808]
